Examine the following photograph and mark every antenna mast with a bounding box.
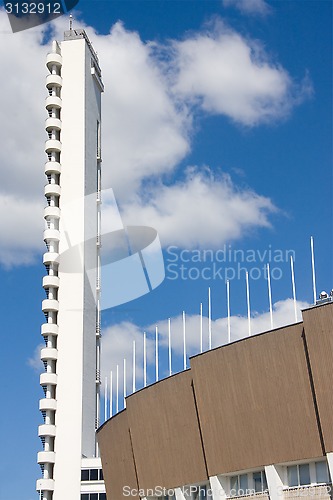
[155,326,159,382]
[208,287,212,350]
[290,255,298,322]
[200,302,203,353]
[246,271,251,336]
[104,376,108,422]
[183,311,187,370]
[227,280,231,343]
[267,263,274,329]
[109,371,113,418]
[168,318,172,377]
[123,359,127,408]
[143,333,147,388]
[310,236,317,304]
[132,341,136,394]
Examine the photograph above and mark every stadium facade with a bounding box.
[97,302,333,500]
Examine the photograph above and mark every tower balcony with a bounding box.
[44,206,60,219]
[46,73,62,88]
[45,161,61,175]
[45,117,62,131]
[38,424,56,438]
[45,95,62,110]
[42,275,60,289]
[45,139,62,153]
[40,347,58,361]
[43,251,59,265]
[46,52,62,70]
[43,229,60,243]
[37,451,56,465]
[41,323,59,337]
[39,398,57,412]
[42,299,59,313]
[36,478,55,492]
[44,184,61,197]
[40,373,58,386]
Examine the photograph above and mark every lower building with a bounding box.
[97,302,333,500]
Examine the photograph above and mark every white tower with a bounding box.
[37,29,105,500]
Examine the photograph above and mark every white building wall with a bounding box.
[52,36,101,499]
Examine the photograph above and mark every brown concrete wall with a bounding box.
[191,322,324,475]
[97,304,333,499]
[302,303,333,452]
[97,410,139,499]
[126,370,208,491]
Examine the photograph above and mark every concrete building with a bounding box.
[97,302,333,500]
[37,29,106,500]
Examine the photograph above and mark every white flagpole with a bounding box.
[155,325,159,382]
[246,271,251,336]
[267,263,273,329]
[123,358,127,408]
[183,310,186,370]
[208,287,212,350]
[116,364,119,414]
[104,376,108,422]
[143,332,147,388]
[200,302,203,353]
[310,236,317,304]
[168,318,172,377]
[227,280,231,343]
[109,370,113,418]
[290,255,298,322]
[132,340,136,393]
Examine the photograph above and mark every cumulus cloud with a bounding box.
[120,167,277,248]
[0,194,44,267]
[223,0,271,16]
[0,13,311,265]
[171,22,312,126]
[0,14,46,200]
[99,297,310,393]
[96,22,191,199]
[28,342,45,372]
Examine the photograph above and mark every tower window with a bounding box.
[81,470,89,481]
[97,120,101,159]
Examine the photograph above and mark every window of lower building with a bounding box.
[287,464,310,487]
[252,471,268,493]
[315,461,330,484]
[191,485,212,499]
[81,468,104,482]
[230,474,248,496]
[229,470,267,497]
[90,469,99,481]
[80,494,106,500]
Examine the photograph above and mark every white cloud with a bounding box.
[0,194,44,267]
[77,21,191,199]
[0,13,311,265]
[28,342,45,372]
[223,0,271,16]
[0,13,46,195]
[29,298,309,389]
[171,22,312,126]
[120,167,277,248]
[99,297,310,390]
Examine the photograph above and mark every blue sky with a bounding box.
[0,1,332,498]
